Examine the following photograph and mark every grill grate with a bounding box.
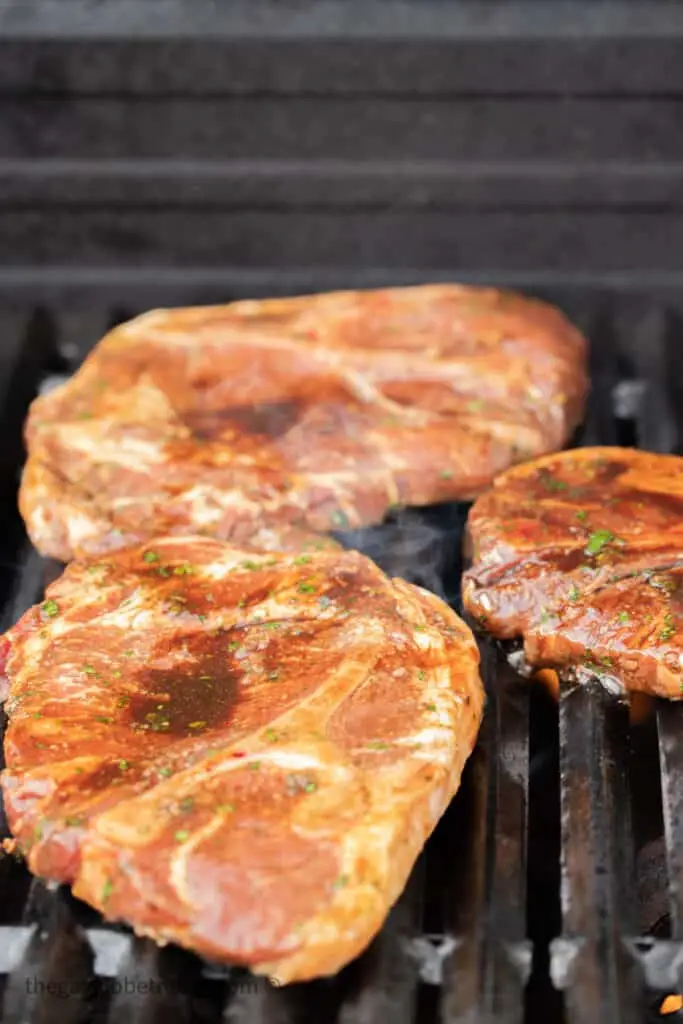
[0,299,682,1024]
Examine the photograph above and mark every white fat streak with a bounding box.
[180,484,263,526]
[201,550,281,580]
[67,509,108,545]
[411,630,438,651]
[58,426,165,471]
[41,592,159,642]
[393,729,454,765]
[250,749,329,771]
[168,746,351,906]
[169,814,227,903]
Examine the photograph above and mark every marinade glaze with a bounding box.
[1,537,483,982]
[463,447,683,698]
[20,284,586,561]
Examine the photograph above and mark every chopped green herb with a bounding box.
[575,510,588,522]
[330,509,350,528]
[112,670,122,678]
[174,829,190,842]
[142,551,160,563]
[94,716,113,725]
[367,740,389,751]
[65,816,84,827]
[439,469,454,479]
[179,797,194,812]
[82,664,97,675]
[425,702,437,711]
[418,670,427,681]
[248,761,261,771]
[173,563,194,576]
[119,760,129,771]
[101,879,113,904]
[332,874,349,890]
[617,611,631,624]
[41,599,59,618]
[156,566,170,578]
[540,475,568,492]
[158,767,173,778]
[298,582,316,594]
[584,529,617,556]
[123,649,134,658]
[241,560,263,571]
[649,574,678,595]
[217,802,235,814]
[660,614,676,641]
[264,728,279,742]
[414,624,426,633]
[294,555,311,566]
[286,773,317,794]
[466,399,485,413]
[568,585,581,601]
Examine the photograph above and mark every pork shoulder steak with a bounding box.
[20,284,586,561]
[1,537,483,982]
[462,447,683,698]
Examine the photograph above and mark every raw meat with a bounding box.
[1,536,483,982]
[20,284,587,561]
[463,447,683,698]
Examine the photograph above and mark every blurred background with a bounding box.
[3,1,683,329]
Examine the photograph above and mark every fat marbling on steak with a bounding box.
[20,284,587,561]
[462,447,683,698]
[1,537,483,983]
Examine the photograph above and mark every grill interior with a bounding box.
[0,299,681,1024]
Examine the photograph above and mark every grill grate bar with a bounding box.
[442,643,530,1023]
[336,864,423,1024]
[553,680,641,1024]
[656,703,683,944]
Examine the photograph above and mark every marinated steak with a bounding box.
[1,537,483,983]
[462,447,683,698]
[20,284,587,561]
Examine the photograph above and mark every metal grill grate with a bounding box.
[0,300,681,1024]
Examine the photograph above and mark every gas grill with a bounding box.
[2,3,683,1022]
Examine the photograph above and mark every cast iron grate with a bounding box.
[0,299,681,1024]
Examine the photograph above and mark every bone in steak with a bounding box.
[1,536,483,983]
[462,447,683,698]
[20,284,587,561]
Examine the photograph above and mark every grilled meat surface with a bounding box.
[20,284,586,561]
[463,447,683,698]
[1,537,483,982]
